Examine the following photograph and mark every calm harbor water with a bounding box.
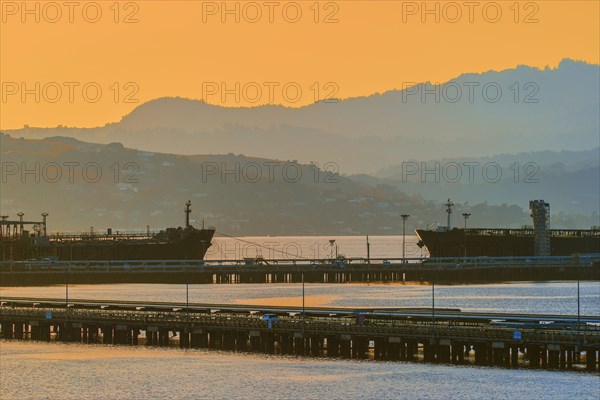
[204,235,427,260]
[1,341,599,400]
[1,236,598,399]
[1,281,599,316]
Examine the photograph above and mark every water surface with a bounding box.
[1,341,598,400]
[2,281,598,315]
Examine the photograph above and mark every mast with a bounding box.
[445,199,454,230]
[185,200,192,228]
[41,212,49,237]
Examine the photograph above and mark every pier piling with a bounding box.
[1,298,598,372]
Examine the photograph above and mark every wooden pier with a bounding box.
[1,255,599,285]
[1,297,599,372]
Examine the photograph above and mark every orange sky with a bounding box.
[1,0,598,129]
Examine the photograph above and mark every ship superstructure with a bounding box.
[416,200,600,257]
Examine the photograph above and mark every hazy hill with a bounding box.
[5,134,594,235]
[353,149,600,215]
[8,59,599,174]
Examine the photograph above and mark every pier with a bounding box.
[1,297,599,372]
[1,255,599,286]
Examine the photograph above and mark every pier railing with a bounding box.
[1,254,599,273]
[3,306,599,346]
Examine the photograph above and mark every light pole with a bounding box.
[186,269,189,321]
[185,257,190,323]
[302,271,305,354]
[577,277,581,347]
[401,215,410,263]
[65,265,69,340]
[462,213,470,259]
[432,267,436,339]
[329,240,336,261]
[302,272,305,320]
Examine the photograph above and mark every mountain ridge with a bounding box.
[6,59,599,174]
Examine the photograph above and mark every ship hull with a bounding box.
[1,228,215,261]
[416,229,600,258]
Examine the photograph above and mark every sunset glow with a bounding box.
[1,0,599,128]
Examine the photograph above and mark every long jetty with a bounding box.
[1,297,599,372]
[1,255,599,286]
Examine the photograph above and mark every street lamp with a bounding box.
[401,215,410,263]
[65,265,69,340]
[185,256,190,323]
[186,268,189,320]
[302,271,306,355]
[66,268,69,308]
[462,213,470,229]
[302,271,305,323]
[577,276,581,347]
[432,267,436,340]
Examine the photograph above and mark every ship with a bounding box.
[0,201,215,261]
[416,199,600,258]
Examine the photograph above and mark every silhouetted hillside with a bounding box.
[1,134,597,235]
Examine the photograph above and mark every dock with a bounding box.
[1,297,599,372]
[1,255,599,285]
